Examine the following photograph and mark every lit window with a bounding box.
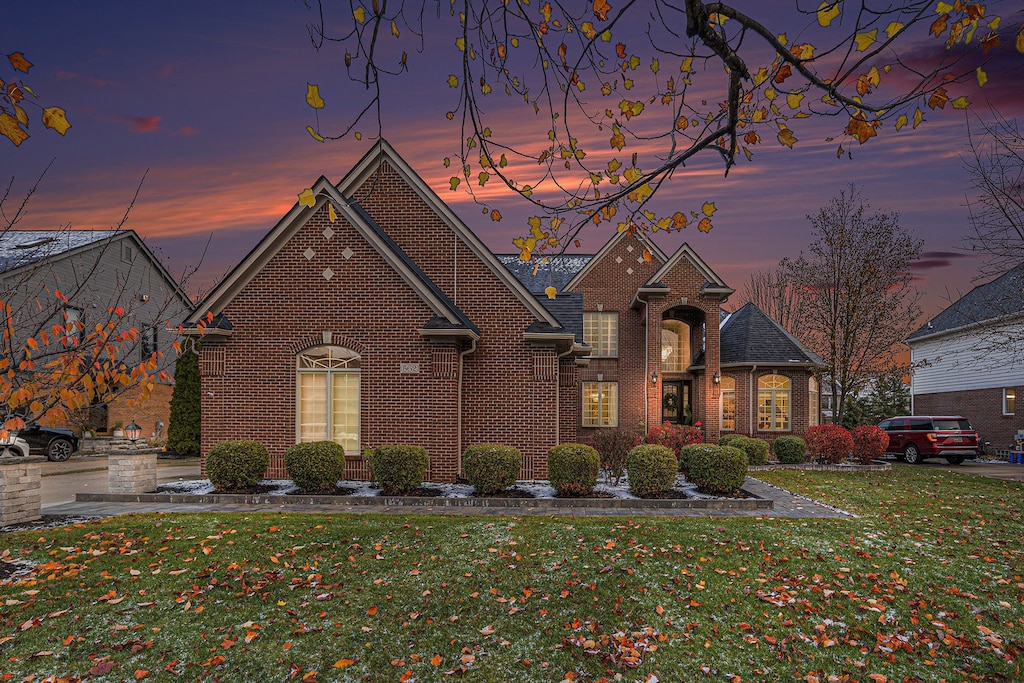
[62,307,83,346]
[142,326,158,359]
[720,376,736,431]
[297,346,360,453]
[808,377,819,427]
[660,319,691,372]
[582,381,618,427]
[758,374,791,432]
[1004,388,1016,415]
[583,312,618,357]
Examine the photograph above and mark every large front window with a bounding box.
[582,381,618,427]
[661,319,691,372]
[297,346,360,453]
[720,376,736,431]
[758,374,790,431]
[584,312,618,357]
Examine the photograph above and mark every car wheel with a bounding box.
[904,444,922,465]
[945,456,965,465]
[1,445,24,458]
[47,439,74,462]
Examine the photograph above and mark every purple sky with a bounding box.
[4,2,1023,320]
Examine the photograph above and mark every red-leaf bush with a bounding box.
[804,424,854,464]
[850,425,889,464]
[645,422,702,456]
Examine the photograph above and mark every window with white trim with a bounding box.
[808,377,820,427]
[583,312,618,357]
[660,319,691,372]
[62,307,83,346]
[142,326,158,359]
[297,346,360,453]
[757,374,791,431]
[1004,388,1016,415]
[582,381,618,427]
[720,375,736,431]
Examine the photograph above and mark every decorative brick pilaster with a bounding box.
[108,452,158,494]
[0,457,44,526]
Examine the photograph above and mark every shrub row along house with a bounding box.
[186,141,823,480]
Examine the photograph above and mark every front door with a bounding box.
[662,380,692,425]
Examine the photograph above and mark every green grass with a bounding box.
[1,468,1021,682]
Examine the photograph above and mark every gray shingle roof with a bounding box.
[0,230,120,273]
[718,302,824,366]
[908,263,1024,341]
[497,254,593,295]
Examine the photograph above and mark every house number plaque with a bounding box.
[400,363,420,374]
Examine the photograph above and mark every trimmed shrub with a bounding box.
[205,440,269,491]
[645,422,702,456]
[548,444,600,497]
[626,444,678,496]
[166,346,200,455]
[733,436,770,466]
[284,441,345,493]
[773,436,807,464]
[463,444,521,494]
[368,445,430,495]
[851,425,889,464]
[589,428,641,485]
[804,424,854,464]
[688,445,747,496]
[717,433,746,449]
[678,443,719,478]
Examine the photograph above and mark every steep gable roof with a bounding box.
[717,302,823,366]
[186,176,477,337]
[646,242,733,298]
[497,254,593,295]
[562,230,667,292]
[907,263,1024,343]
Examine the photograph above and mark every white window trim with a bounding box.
[1003,387,1016,416]
[296,346,361,454]
[720,376,736,432]
[582,381,618,427]
[757,374,791,432]
[584,311,619,358]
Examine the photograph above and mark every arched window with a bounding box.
[808,377,820,427]
[720,376,736,431]
[660,319,691,372]
[297,346,360,453]
[757,374,791,432]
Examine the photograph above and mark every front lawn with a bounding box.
[1,468,1020,682]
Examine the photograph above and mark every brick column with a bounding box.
[0,457,44,527]
[108,451,159,494]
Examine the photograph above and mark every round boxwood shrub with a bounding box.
[547,444,600,497]
[205,440,269,491]
[284,441,345,493]
[717,433,746,449]
[463,444,521,494]
[626,444,678,496]
[804,424,854,464]
[368,445,430,495]
[687,444,747,496]
[773,436,807,464]
[678,443,720,478]
[734,436,769,466]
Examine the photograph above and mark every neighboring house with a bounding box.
[907,263,1024,451]
[0,229,193,439]
[185,140,823,481]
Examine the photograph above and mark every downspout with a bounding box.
[749,364,757,435]
[457,339,477,476]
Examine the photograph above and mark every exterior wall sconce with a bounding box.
[125,420,142,442]
[713,372,721,384]
[651,370,658,385]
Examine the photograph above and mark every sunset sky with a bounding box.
[4,1,1023,320]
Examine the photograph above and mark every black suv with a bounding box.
[878,415,979,465]
[3,417,79,461]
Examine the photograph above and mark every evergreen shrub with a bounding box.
[773,436,807,464]
[626,444,678,496]
[284,441,346,493]
[205,440,268,491]
[547,444,600,497]
[463,444,521,494]
[687,444,747,496]
[367,445,430,495]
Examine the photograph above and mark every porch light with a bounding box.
[125,420,142,442]
[713,372,721,384]
[651,370,658,385]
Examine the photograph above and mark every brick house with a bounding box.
[0,229,192,439]
[907,264,1023,451]
[186,141,822,480]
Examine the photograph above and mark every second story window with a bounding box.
[583,311,618,357]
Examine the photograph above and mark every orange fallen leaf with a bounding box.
[334,659,355,668]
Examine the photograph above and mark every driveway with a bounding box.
[40,455,201,509]
[896,458,1024,482]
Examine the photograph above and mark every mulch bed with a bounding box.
[470,488,536,499]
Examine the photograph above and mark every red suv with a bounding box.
[878,416,979,465]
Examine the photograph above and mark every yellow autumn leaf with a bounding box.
[328,203,337,222]
[447,74,459,87]
[391,20,400,38]
[976,67,987,87]
[698,217,713,233]
[305,125,324,142]
[895,114,908,131]
[912,108,924,128]
[854,30,877,51]
[752,67,768,86]
[544,286,557,299]
[305,83,325,109]
[353,6,365,23]
[884,21,904,38]
[951,95,970,109]
[490,209,502,221]
[935,1,953,13]
[680,56,693,73]
[449,177,461,191]
[816,1,840,27]
[298,188,316,208]
[650,58,659,74]
[478,171,490,186]
[456,37,466,52]
[776,125,798,148]
[786,92,804,109]
[1017,25,1024,53]
[702,201,717,216]
[41,107,70,135]
[14,104,28,126]
[334,659,355,668]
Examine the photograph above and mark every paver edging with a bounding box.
[75,490,772,510]
[749,461,892,472]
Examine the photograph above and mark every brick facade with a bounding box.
[914,387,1022,451]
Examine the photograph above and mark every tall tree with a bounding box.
[301,1,1019,265]
[733,266,806,340]
[166,345,200,456]
[780,185,922,424]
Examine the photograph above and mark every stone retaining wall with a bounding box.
[108,452,158,494]
[0,457,45,526]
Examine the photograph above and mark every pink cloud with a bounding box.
[179,126,200,136]
[123,115,162,133]
[56,70,80,80]
[88,76,117,88]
